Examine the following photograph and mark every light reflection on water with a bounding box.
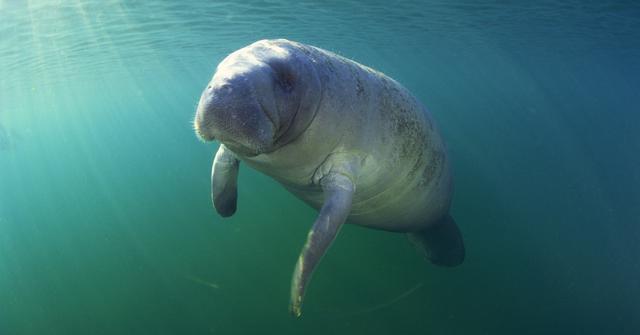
[1,1,639,90]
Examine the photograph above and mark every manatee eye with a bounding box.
[276,69,295,93]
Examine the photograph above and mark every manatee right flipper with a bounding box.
[408,214,465,267]
[289,173,355,318]
[211,145,240,217]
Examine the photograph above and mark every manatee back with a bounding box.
[243,40,453,230]
[299,42,453,230]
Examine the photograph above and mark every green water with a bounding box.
[1,1,639,334]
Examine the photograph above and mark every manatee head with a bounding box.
[194,39,322,156]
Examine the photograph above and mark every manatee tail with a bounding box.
[407,214,465,267]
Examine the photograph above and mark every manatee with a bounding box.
[194,39,464,317]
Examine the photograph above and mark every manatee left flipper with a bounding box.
[290,173,355,318]
[211,145,240,217]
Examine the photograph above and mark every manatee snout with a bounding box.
[194,85,217,141]
[195,70,277,156]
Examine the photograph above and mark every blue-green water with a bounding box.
[1,1,639,334]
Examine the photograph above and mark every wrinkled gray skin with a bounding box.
[194,39,464,317]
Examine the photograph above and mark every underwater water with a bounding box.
[1,0,639,334]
